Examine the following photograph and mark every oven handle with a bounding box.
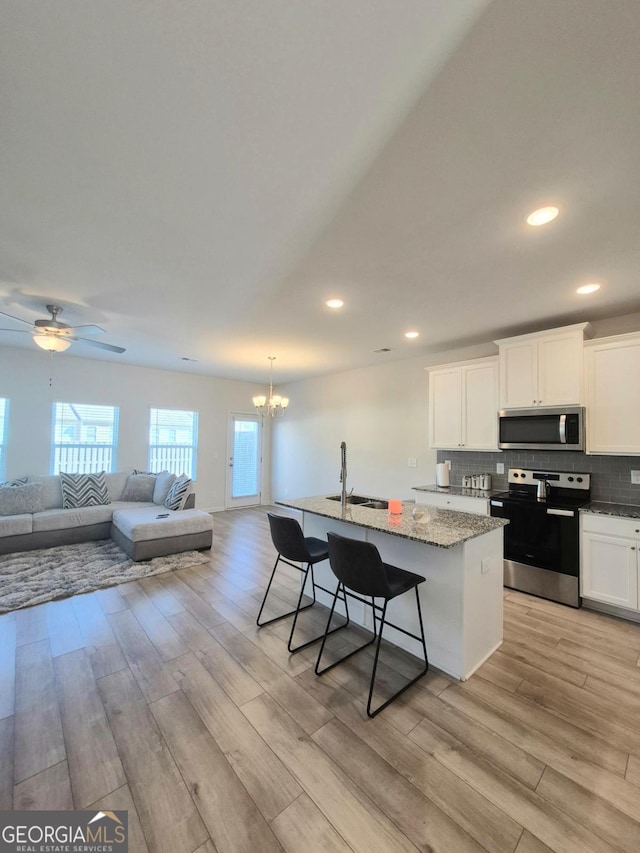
[490,500,503,507]
[546,508,575,517]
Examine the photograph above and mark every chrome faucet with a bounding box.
[340,441,347,509]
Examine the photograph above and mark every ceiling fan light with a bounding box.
[33,334,71,352]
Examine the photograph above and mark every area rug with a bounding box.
[0,539,209,613]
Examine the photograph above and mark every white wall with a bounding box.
[0,346,265,511]
[271,341,495,502]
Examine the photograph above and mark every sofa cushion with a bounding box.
[27,474,63,510]
[164,476,192,511]
[121,473,156,502]
[60,471,111,508]
[0,483,44,516]
[112,506,212,542]
[0,513,34,537]
[105,471,129,502]
[153,471,176,505]
[32,504,116,533]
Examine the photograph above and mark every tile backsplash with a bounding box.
[436,450,640,505]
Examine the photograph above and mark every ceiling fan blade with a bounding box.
[67,324,106,336]
[0,328,31,334]
[0,310,33,328]
[71,336,126,354]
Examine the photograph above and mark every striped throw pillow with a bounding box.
[1,476,28,487]
[59,471,111,508]
[164,475,191,511]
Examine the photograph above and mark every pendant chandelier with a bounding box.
[253,356,289,418]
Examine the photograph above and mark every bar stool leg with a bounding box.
[315,585,377,676]
[256,555,315,628]
[366,588,430,718]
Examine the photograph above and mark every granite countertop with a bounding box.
[581,501,640,519]
[412,484,504,499]
[275,495,508,549]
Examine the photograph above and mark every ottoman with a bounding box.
[111,506,213,562]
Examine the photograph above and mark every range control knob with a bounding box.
[568,476,574,482]
[513,472,519,478]
[521,473,526,479]
[577,477,583,483]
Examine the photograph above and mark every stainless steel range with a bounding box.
[489,468,591,607]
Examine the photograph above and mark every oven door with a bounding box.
[490,500,579,575]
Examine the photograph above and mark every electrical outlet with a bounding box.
[496,463,505,474]
[408,457,417,468]
[445,460,451,470]
[631,470,640,485]
[481,558,491,575]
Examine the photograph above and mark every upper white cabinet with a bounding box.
[585,332,640,455]
[428,357,498,451]
[495,323,592,409]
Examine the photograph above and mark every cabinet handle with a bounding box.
[631,546,636,551]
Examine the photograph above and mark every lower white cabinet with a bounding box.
[414,492,489,516]
[581,513,640,610]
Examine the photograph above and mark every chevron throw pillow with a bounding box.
[60,471,111,508]
[164,475,192,511]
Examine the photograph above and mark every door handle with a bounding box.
[546,508,574,517]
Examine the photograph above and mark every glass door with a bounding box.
[226,413,262,508]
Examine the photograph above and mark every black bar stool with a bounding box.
[315,531,429,717]
[257,513,344,653]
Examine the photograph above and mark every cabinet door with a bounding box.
[429,368,462,449]
[537,332,584,405]
[462,362,498,450]
[581,532,638,609]
[586,337,640,454]
[499,341,537,408]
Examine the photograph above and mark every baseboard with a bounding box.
[201,505,225,513]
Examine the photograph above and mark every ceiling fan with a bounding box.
[0,304,126,353]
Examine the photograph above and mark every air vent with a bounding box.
[180,357,198,362]
[374,347,392,353]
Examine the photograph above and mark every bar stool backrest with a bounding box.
[327,532,392,599]
[267,513,312,562]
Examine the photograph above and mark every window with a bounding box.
[148,408,198,479]
[51,402,119,474]
[0,399,8,480]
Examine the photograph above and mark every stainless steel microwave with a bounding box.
[498,406,585,451]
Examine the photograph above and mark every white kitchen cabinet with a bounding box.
[414,492,490,516]
[495,323,592,409]
[428,357,498,451]
[581,513,640,611]
[585,332,640,455]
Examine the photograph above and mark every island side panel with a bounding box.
[461,527,504,679]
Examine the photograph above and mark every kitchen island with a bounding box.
[275,496,508,680]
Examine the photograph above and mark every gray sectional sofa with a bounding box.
[0,471,212,560]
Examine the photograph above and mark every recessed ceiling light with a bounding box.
[326,298,344,309]
[576,283,601,295]
[405,331,419,339]
[526,206,559,227]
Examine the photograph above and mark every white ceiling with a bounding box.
[1,0,640,383]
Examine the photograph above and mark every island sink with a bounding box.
[326,495,389,509]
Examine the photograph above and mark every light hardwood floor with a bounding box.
[2,506,640,852]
